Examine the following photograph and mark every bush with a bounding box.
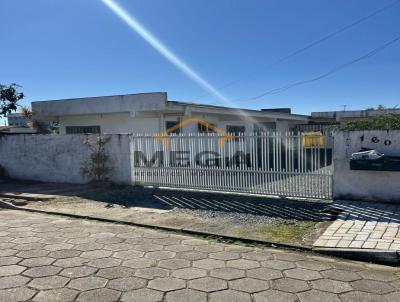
[340,114,400,131]
[81,136,113,182]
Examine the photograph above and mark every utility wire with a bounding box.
[236,34,400,101]
[193,0,400,100]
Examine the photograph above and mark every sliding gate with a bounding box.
[131,132,333,199]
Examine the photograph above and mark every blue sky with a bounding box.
[1,0,399,124]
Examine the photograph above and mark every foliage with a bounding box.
[81,136,113,182]
[341,114,400,131]
[20,106,45,132]
[21,106,59,134]
[21,106,32,119]
[0,83,24,117]
[376,104,386,110]
[49,127,60,135]
[21,106,35,128]
[236,221,317,246]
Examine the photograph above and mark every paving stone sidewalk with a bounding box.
[314,200,400,251]
[0,209,400,302]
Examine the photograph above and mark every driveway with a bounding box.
[0,209,399,302]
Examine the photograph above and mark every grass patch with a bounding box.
[235,221,318,246]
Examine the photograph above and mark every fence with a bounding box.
[131,133,333,199]
[295,123,338,135]
[131,132,333,199]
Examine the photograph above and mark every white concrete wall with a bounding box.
[59,113,160,135]
[0,134,132,184]
[333,131,400,202]
[33,93,167,118]
[186,113,292,134]
[59,113,289,136]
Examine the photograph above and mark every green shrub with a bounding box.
[81,136,113,182]
[340,114,400,131]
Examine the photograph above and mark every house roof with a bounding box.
[32,92,167,118]
[167,100,308,121]
[7,113,26,117]
[31,92,308,121]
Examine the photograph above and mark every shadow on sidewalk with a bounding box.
[0,179,330,222]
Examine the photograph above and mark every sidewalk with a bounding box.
[314,200,400,264]
[0,209,399,302]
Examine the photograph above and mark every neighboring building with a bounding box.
[32,92,308,135]
[7,113,29,127]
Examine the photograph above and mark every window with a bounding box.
[65,126,100,134]
[198,122,215,133]
[254,122,276,134]
[227,125,245,141]
[261,122,276,132]
[226,125,245,135]
[165,121,181,134]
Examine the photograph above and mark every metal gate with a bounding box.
[131,132,333,199]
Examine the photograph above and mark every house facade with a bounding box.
[7,113,29,127]
[32,92,308,135]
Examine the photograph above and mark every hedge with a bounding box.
[340,114,400,131]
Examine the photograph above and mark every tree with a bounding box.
[21,106,32,119]
[0,83,24,117]
[341,114,400,131]
[20,105,58,134]
[21,106,35,128]
[377,104,386,110]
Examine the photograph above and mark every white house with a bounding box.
[7,113,29,127]
[32,92,308,135]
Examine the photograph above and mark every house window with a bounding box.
[227,125,245,135]
[65,126,100,134]
[198,122,215,133]
[254,122,276,133]
[165,121,181,134]
[227,125,246,141]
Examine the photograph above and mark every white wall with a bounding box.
[59,113,253,136]
[0,134,132,184]
[187,113,290,134]
[333,131,400,202]
[33,93,167,117]
[59,112,288,136]
[59,113,160,135]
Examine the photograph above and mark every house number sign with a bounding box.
[370,136,392,146]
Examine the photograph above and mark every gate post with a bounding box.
[129,134,136,186]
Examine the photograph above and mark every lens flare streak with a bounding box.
[101,0,231,104]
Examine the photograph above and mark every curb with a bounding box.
[0,193,54,201]
[314,247,400,266]
[0,200,311,252]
